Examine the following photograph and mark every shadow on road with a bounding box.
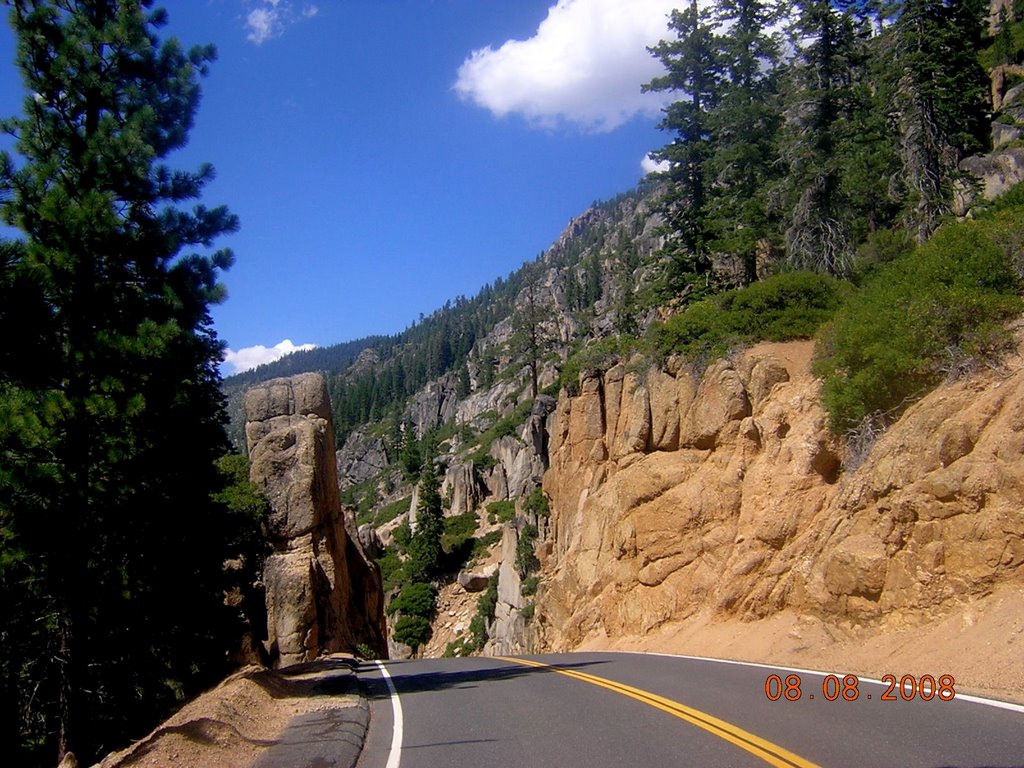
[356,656,611,699]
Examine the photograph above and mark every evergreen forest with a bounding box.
[0,3,264,765]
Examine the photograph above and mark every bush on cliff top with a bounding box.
[815,212,1023,434]
[647,271,848,362]
[559,335,640,391]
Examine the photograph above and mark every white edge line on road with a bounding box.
[611,650,1024,714]
[373,660,403,768]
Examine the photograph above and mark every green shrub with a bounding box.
[467,572,500,650]
[344,478,379,526]
[815,217,1023,433]
[392,520,412,550]
[354,643,377,660]
[443,636,473,658]
[441,511,479,554]
[392,615,432,652]
[468,399,535,465]
[488,400,534,443]
[520,576,540,597]
[980,180,1024,216]
[472,454,498,474]
[477,572,499,618]
[522,487,550,518]
[386,581,437,618]
[647,271,847,361]
[486,500,516,524]
[520,603,535,621]
[377,548,404,593]
[374,496,412,527]
[514,524,539,578]
[468,614,488,650]
[491,408,526,440]
[560,335,638,391]
[852,228,915,281]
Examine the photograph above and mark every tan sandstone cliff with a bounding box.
[536,341,1024,695]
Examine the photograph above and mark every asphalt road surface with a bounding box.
[354,652,1024,768]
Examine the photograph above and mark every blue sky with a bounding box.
[0,0,679,373]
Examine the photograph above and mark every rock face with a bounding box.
[443,460,485,517]
[536,341,1024,650]
[430,396,559,532]
[336,426,389,490]
[408,372,460,437]
[245,373,387,666]
[485,525,531,655]
[958,78,1024,210]
[960,147,1024,204]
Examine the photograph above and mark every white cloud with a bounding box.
[223,339,316,374]
[454,0,679,132]
[245,8,277,45]
[244,1,319,45]
[641,152,670,175]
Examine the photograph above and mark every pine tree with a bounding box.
[0,2,241,763]
[508,278,556,399]
[890,0,990,241]
[407,461,443,583]
[644,0,723,295]
[399,422,422,481]
[835,6,901,242]
[778,0,859,276]
[705,0,784,283]
[992,6,1017,66]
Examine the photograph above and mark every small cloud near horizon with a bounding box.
[245,1,319,45]
[223,339,316,374]
[641,152,670,175]
[454,0,678,133]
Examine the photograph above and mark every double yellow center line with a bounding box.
[496,656,822,768]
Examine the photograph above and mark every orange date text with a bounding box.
[764,673,956,702]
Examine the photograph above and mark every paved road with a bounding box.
[355,652,1024,768]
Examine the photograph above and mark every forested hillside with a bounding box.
[223,186,662,450]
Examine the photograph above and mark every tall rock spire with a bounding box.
[245,373,387,665]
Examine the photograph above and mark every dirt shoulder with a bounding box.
[92,655,365,768]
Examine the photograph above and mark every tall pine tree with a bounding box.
[0,2,244,763]
[644,0,723,297]
[705,0,784,283]
[407,459,444,583]
[834,5,901,242]
[778,0,859,276]
[890,0,990,242]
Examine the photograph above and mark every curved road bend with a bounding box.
[355,652,1024,768]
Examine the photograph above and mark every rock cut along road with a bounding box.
[354,652,1024,768]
